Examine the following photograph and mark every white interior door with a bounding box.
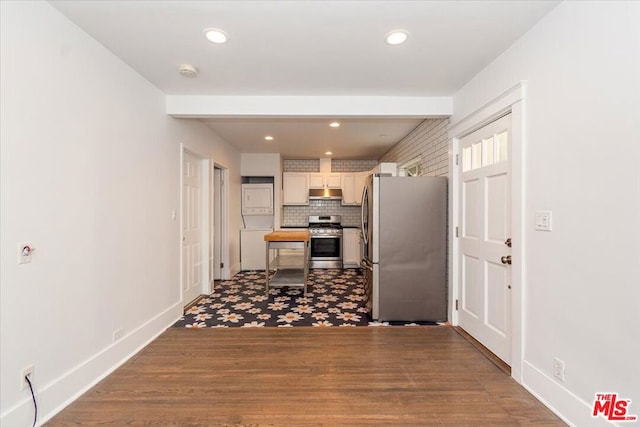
[458,114,512,364]
[182,151,203,305]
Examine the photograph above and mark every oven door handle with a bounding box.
[310,235,342,239]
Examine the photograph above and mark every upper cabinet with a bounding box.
[341,172,369,205]
[283,170,370,205]
[282,173,309,205]
[309,173,342,189]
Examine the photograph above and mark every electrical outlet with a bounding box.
[553,357,565,382]
[21,365,35,390]
[113,328,124,342]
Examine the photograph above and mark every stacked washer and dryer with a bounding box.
[240,182,274,271]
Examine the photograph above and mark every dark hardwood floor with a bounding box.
[46,326,565,426]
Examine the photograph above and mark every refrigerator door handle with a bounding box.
[360,185,369,245]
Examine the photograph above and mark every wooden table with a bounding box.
[264,230,310,296]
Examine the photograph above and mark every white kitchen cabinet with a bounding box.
[341,174,355,204]
[282,173,309,205]
[341,171,368,205]
[354,172,368,203]
[309,173,342,189]
[343,228,363,268]
[284,171,366,205]
[240,228,274,271]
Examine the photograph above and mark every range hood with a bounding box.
[309,188,343,200]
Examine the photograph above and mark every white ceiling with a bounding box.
[201,117,426,159]
[49,0,559,159]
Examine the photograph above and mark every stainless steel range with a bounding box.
[308,215,343,269]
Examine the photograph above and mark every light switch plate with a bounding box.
[535,210,552,231]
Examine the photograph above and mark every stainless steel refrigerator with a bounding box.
[361,174,447,321]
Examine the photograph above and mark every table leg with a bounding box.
[304,240,309,295]
[265,241,269,297]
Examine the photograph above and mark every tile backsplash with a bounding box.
[330,159,378,172]
[282,159,377,173]
[283,200,361,227]
[282,159,320,172]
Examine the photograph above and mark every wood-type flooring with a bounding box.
[46,326,565,426]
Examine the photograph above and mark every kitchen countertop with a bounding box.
[264,230,310,242]
[281,225,361,228]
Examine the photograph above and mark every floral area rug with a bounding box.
[173,269,440,328]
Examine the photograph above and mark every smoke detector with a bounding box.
[178,64,198,77]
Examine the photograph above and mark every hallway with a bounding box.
[46,327,565,426]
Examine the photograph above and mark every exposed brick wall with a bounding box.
[379,118,450,177]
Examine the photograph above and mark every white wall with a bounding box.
[452,2,640,426]
[241,153,281,177]
[240,153,282,229]
[0,1,240,425]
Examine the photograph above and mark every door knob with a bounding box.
[505,238,512,247]
[501,255,512,265]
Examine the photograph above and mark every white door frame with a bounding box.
[211,164,230,283]
[448,82,526,383]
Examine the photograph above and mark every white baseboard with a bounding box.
[522,360,614,427]
[1,301,183,426]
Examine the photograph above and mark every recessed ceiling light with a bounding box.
[329,122,340,128]
[178,64,198,77]
[385,30,409,45]
[204,28,228,44]
[264,136,274,141]
[325,151,333,155]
